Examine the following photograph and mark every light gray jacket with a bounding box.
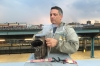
[33,22,79,54]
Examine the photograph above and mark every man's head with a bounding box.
[50,6,63,26]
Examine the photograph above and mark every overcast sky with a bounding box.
[0,0,100,25]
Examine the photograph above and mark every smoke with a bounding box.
[42,24,52,35]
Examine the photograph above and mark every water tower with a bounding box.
[87,20,91,25]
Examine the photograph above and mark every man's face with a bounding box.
[50,9,62,25]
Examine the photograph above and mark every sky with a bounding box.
[0,0,100,25]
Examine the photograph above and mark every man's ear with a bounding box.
[60,15,63,20]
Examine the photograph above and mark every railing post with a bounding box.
[91,37,94,58]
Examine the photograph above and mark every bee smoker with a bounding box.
[31,34,47,59]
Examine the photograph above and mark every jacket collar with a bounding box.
[58,22,65,27]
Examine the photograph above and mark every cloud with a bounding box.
[73,0,100,17]
[71,0,100,23]
[0,0,100,24]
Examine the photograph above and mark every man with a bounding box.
[33,6,79,55]
[45,6,79,54]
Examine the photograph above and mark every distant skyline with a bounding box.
[0,0,100,25]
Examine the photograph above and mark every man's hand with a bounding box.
[45,38,58,47]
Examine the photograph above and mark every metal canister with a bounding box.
[31,34,47,59]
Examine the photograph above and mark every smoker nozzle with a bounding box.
[31,40,43,47]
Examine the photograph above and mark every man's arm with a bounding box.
[56,26,79,54]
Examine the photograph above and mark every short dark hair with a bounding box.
[51,6,63,15]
